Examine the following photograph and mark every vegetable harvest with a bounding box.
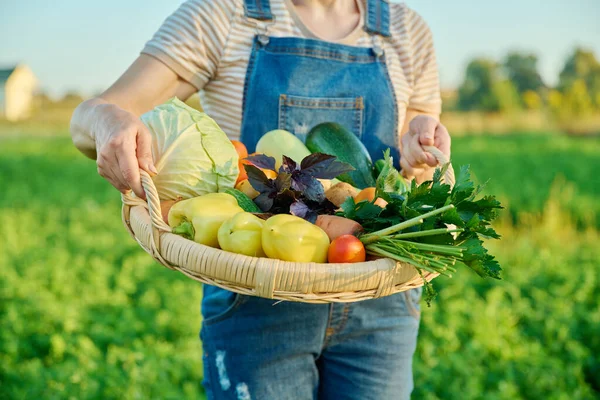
[149,118,503,304]
[338,150,503,302]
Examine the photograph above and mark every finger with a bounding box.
[417,118,438,147]
[115,139,146,199]
[434,124,451,158]
[98,149,130,192]
[98,164,130,193]
[400,157,426,180]
[136,124,157,176]
[410,133,430,165]
[400,158,414,180]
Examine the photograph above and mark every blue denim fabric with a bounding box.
[200,0,421,398]
[239,35,401,168]
[201,285,422,400]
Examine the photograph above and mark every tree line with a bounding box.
[451,48,600,119]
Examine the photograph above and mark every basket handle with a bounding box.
[121,170,172,266]
[421,145,455,187]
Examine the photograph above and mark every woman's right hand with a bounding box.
[70,55,197,197]
[92,102,157,199]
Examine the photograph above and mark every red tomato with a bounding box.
[231,140,248,159]
[328,235,366,263]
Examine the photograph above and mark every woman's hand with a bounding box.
[92,102,157,199]
[70,55,198,199]
[400,115,451,182]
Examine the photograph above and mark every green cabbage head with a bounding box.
[141,98,239,200]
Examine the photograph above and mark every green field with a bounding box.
[1,133,599,399]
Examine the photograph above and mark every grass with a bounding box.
[0,132,598,399]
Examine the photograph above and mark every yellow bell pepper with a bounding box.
[262,214,330,263]
[168,193,243,247]
[218,212,266,257]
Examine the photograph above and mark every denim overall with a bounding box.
[239,1,401,165]
[200,1,421,399]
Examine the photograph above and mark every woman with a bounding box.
[71,0,451,399]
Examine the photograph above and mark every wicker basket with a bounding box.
[121,146,454,303]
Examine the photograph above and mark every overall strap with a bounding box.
[364,0,391,37]
[244,0,274,21]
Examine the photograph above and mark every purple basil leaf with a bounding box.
[245,154,276,171]
[254,192,274,212]
[290,200,310,219]
[245,164,273,193]
[291,171,309,192]
[279,188,298,202]
[314,159,356,179]
[280,155,298,174]
[301,176,326,202]
[275,172,292,192]
[300,153,355,179]
[300,153,334,171]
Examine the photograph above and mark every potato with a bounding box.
[318,179,333,192]
[326,182,359,207]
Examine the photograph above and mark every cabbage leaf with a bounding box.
[141,98,238,200]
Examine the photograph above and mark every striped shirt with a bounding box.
[142,0,441,140]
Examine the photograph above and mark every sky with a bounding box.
[1,0,598,98]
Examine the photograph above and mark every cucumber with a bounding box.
[305,122,376,189]
[225,189,262,213]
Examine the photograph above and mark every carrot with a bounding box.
[315,215,363,241]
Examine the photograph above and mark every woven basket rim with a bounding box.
[120,145,453,303]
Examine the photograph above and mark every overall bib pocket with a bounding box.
[278,94,364,143]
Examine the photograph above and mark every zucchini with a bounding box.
[224,189,262,213]
[305,122,376,189]
[256,129,311,168]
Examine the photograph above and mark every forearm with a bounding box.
[70,98,111,159]
[69,54,197,159]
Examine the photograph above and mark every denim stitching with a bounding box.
[278,94,286,130]
[376,0,381,33]
[240,38,260,139]
[322,303,335,349]
[354,105,364,139]
[264,47,376,63]
[244,0,273,21]
[336,304,352,334]
[202,295,249,326]
[380,55,399,150]
[285,97,359,108]
[282,103,362,110]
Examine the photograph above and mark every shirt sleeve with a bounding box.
[405,8,442,116]
[141,0,236,91]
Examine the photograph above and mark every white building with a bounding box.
[0,65,38,121]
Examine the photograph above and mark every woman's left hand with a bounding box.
[400,115,451,182]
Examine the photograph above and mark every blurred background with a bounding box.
[1,1,599,399]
